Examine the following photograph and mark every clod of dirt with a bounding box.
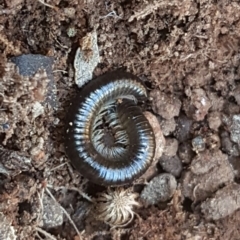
[140,173,177,205]
[163,138,179,157]
[42,194,63,229]
[0,212,16,240]
[63,7,76,19]
[150,90,181,120]
[201,184,240,221]
[207,111,222,131]
[224,102,240,115]
[229,114,240,146]
[208,92,224,112]
[4,0,23,8]
[159,154,182,177]
[183,88,211,121]
[182,150,234,202]
[74,31,100,88]
[174,114,193,143]
[159,117,176,136]
[0,146,31,176]
[221,131,240,156]
[178,141,195,164]
[192,136,206,153]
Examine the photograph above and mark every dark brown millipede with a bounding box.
[64,70,156,186]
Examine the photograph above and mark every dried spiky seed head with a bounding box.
[93,188,141,227]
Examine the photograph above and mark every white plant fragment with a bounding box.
[74,31,100,88]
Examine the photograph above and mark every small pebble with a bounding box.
[221,131,239,156]
[159,117,176,136]
[64,7,76,18]
[207,111,222,131]
[205,133,220,150]
[178,141,195,164]
[159,154,182,177]
[163,138,179,157]
[67,27,77,38]
[175,114,193,143]
[42,195,63,229]
[183,88,211,121]
[140,173,177,205]
[192,136,205,153]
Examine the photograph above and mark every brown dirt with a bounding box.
[1,0,240,239]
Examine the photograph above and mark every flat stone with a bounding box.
[11,54,57,109]
[140,173,177,205]
[42,195,63,229]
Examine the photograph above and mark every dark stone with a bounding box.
[12,54,57,109]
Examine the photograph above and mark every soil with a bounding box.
[1,0,240,239]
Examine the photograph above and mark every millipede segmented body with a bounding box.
[65,70,155,186]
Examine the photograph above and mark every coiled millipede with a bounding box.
[65,70,155,186]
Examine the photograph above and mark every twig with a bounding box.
[49,162,67,172]
[50,32,68,49]
[87,230,110,240]
[99,11,121,19]
[36,188,45,224]
[36,227,57,240]
[45,188,83,240]
[47,184,93,202]
[37,0,55,9]
[35,232,44,240]
[52,70,68,74]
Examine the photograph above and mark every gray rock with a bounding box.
[230,114,240,146]
[140,173,177,205]
[0,212,16,240]
[11,54,57,109]
[178,141,194,164]
[42,195,63,229]
[159,154,182,177]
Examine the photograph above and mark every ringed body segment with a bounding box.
[65,70,155,186]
